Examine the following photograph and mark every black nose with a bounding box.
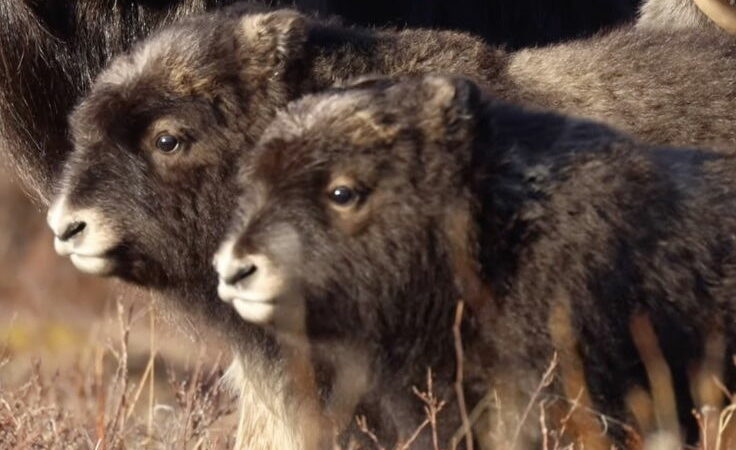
[59,221,86,241]
[225,264,257,285]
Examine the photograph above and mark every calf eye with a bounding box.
[329,186,358,207]
[155,134,180,153]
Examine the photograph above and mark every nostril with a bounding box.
[224,264,257,286]
[59,221,86,241]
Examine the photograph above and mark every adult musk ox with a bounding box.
[46,8,497,449]
[214,75,736,447]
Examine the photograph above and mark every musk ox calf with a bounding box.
[215,75,736,447]
[46,8,497,449]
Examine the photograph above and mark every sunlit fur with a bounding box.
[638,0,717,29]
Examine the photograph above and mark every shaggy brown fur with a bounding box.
[638,0,720,30]
[219,75,736,447]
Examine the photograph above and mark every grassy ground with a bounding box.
[0,302,239,449]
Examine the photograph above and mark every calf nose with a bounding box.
[223,261,258,286]
[59,220,86,241]
[47,198,82,240]
[214,241,260,288]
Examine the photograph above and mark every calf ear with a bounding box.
[237,10,309,74]
[417,75,481,141]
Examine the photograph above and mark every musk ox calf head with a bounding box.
[215,75,481,351]
[46,9,313,286]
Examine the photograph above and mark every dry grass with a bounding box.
[0,298,238,450]
[0,173,241,449]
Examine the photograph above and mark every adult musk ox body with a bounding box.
[215,75,736,447]
[491,21,736,152]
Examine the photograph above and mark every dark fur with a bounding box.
[225,75,736,446]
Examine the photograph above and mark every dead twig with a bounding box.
[403,369,446,450]
[509,352,558,449]
[356,415,386,450]
[452,301,473,450]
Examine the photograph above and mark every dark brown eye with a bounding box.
[155,134,180,153]
[329,186,358,206]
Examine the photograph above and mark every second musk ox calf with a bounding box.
[215,75,736,447]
